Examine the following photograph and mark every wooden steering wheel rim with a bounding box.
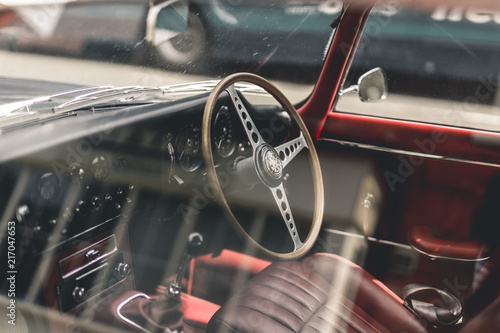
[202,73,324,260]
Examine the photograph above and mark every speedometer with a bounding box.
[213,105,236,158]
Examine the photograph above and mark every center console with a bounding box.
[41,222,134,314]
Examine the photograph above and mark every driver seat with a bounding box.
[207,253,429,333]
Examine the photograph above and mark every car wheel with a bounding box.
[155,11,207,69]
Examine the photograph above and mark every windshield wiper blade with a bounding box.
[52,86,162,113]
[160,80,268,96]
[0,86,114,117]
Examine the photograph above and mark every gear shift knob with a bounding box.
[186,232,204,257]
[168,232,204,297]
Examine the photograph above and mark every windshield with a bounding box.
[0,0,338,105]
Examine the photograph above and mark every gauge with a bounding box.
[177,123,202,172]
[37,173,60,201]
[213,105,236,158]
[91,155,109,181]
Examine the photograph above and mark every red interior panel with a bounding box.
[321,112,500,166]
[409,225,487,260]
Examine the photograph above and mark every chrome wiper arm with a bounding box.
[0,96,50,118]
[52,86,162,113]
[160,80,267,96]
[0,86,113,117]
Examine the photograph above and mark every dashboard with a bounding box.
[0,88,290,313]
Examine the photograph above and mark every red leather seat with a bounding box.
[207,248,500,333]
[207,253,429,333]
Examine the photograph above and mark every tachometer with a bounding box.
[213,105,236,158]
[177,123,202,172]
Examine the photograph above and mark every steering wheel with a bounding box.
[202,73,324,260]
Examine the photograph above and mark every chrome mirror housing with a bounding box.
[340,67,388,103]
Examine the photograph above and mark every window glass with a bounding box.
[0,1,339,104]
[336,4,500,132]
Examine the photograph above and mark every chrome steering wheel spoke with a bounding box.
[270,183,303,251]
[275,131,308,169]
[226,85,264,150]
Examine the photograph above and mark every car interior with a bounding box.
[0,1,500,333]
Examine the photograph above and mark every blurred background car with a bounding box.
[0,0,336,80]
[1,0,500,93]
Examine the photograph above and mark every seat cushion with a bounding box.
[207,253,429,333]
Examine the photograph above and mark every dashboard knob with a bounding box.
[75,200,89,216]
[91,156,109,181]
[15,204,30,224]
[37,173,59,201]
[91,196,102,212]
[116,262,131,278]
[68,163,85,180]
[186,232,204,257]
[72,286,86,303]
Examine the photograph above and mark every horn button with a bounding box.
[255,144,283,188]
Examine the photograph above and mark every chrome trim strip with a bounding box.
[322,138,500,168]
[116,293,179,333]
[323,228,413,250]
[75,262,109,282]
[59,234,117,279]
[323,228,490,262]
[408,243,490,262]
[116,293,152,333]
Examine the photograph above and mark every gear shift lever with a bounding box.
[112,233,204,333]
[168,232,204,297]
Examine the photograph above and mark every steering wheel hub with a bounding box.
[264,149,282,178]
[255,144,283,187]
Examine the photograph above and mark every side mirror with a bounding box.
[340,67,388,103]
[146,0,189,46]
